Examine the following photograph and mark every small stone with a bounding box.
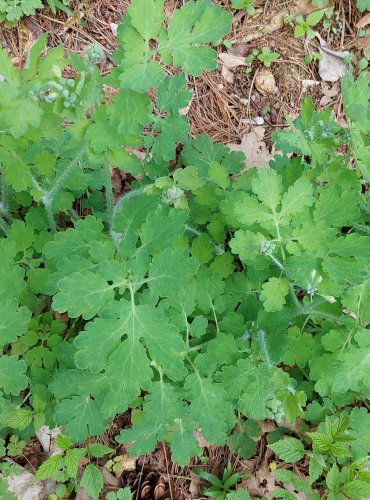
[110,23,118,37]
[254,116,265,125]
[302,79,320,88]
[255,69,278,95]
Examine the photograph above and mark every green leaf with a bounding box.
[234,194,272,225]
[52,271,118,320]
[107,488,132,500]
[0,45,21,85]
[148,248,198,298]
[54,395,107,442]
[227,420,259,459]
[208,162,230,189]
[173,166,205,191]
[108,89,151,136]
[0,299,31,348]
[306,9,326,26]
[0,356,27,396]
[294,24,307,38]
[182,134,245,175]
[150,114,190,163]
[309,454,325,484]
[22,33,48,81]
[326,463,340,490]
[268,438,305,463]
[140,206,188,254]
[156,74,192,113]
[226,490,251,499]
[87,443,114,458]
[342,480,370,500]
[271,369,306,422]
[129,0,165,40]
[170,418,201,466]
[65,448,87,479]
[273,470,319,499]
[356,0,370,12]
[219,359,271,420]
[185,373,236,443]
[282,328,317,368]
[44,216,104,260]
[158,0,232,76]
[231,0,254,8]
[260,278,290,312]
[80,464,104,500]
[117,379,190,461]
[7,409,33,430]
[251,168,283,212]
[279,177,314,219]
[35,454,63,480]
[314,185,360,227]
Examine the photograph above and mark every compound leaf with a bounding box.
[158,0,232,76]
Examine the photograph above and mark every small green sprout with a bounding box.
[257,47,280,67]
[294,9,328,38]
[194,462,249,499]
[304,51,323,64]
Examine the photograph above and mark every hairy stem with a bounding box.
[41,147,87,231]
[257,329,273,369]
[102,160,114,227]
[0,168,9,216]
[0,215,9,235]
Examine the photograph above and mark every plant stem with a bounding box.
[102,160,113,227]
[0,215,9,235]
[41,147,87,231]
[289,283,301,310]
[257,329,273,369]
[267,252,285,272]
[110,184,156,248]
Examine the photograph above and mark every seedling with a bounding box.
[257,47,280,67]
[294,9,327,38]
[194,463,249,499]
[304,51,323,64]
[245,47,280,71]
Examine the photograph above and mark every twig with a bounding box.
[246,66,259,119]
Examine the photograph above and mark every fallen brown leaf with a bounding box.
[255,69,278,95]
[219,52,247,84]
[318,46,349,82]
[219,52,247,69]
[228,126,273,172]
[241,450,276,499]
[356,12,370,29]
